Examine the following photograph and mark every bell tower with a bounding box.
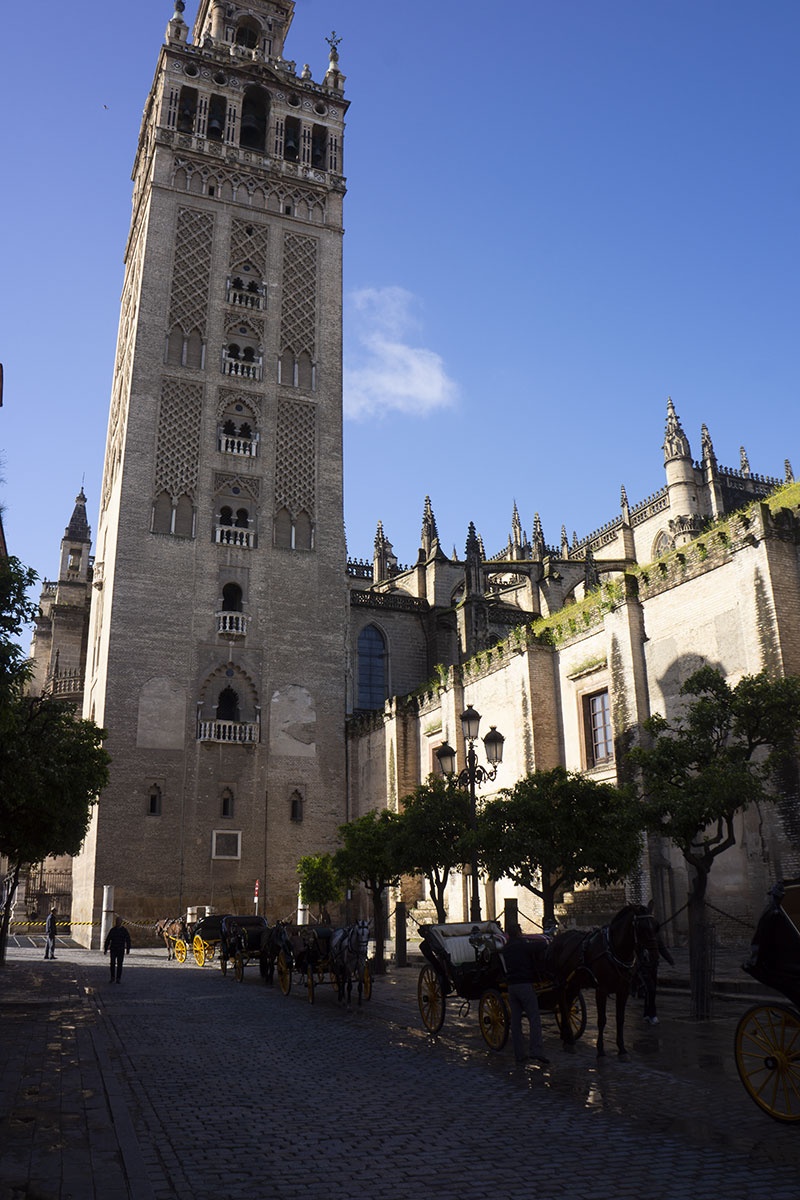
[72,1,349,940]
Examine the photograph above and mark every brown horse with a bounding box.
[155,915,188,960]
[547,903,662,1057]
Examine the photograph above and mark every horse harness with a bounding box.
[579,912,656,987]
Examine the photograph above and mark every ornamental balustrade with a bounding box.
[218,432,258,456]
[215,526,253,548]
[222,352,262,380]
[228,287,264,310]
[197,720,259,744]
[216,612,248,636]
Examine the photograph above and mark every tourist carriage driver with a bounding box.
[500,925,550,1065]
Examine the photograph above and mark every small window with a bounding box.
[583,689,614,767]
[221,788,235,818]
[290,790,303,822]
[148,785,162,816]
[212,830,241,859]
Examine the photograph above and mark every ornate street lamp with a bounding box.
[435,706,505,923]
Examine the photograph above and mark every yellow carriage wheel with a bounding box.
[553,992,587,1042]
[174,938,187,963]
[193,935,206,967]
[418,966,446,1033]
[362,962,372,1001]
[735,1004,800,1123]
[277,950,292,995]
[479,988,510,1051]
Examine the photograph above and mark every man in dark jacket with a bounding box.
[104,917,132,982]
[44,907,57,959]
[500,924,550,1065]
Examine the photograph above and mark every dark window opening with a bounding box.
[148,785,162,816]
[235,508,249,528]
[311,124,327,169]
[240,86,269,152]
[216,686,240,722]
[207,94,227,141]
[290,790,303,822]
[235,20,259,48]
[219,506,233,526]
[221,788,235,818]
[177,86,198,134]
[222,582,243,611]
[357,625,386,710]
[284,116,300,162]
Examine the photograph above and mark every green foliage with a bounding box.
[395,776,472,921]
[479,767,645,926]
[0,557,38,711]
[296,853,342,914]
[630,667,800,883]
[334,809,404,974]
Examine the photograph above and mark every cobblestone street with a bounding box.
[2,944,799,1200]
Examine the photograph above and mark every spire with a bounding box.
[701,423,716,465]
[465,521,481,560]
[786,460,794,484]
[420,495,438,557]
[663,397,691,463]
[464,522,483,596]
[740,446,751,476]
[531,512,545,560]
[511,501,522,547]
[167,0,188,43]
[560,525,569,557]
[620,484,630,523]
[373,520,397,582]
[584,547,600,592]
[478,533,486,559]
[65,488,91,542]
[324,30,345,91]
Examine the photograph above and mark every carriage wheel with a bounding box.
[193,935,206,968]
[234,953,245,983]
[479,988,510,1051]
[735,1004,800,1123]
[418,966,446,1033]
[362,962,372,1001]
[277,951,292,995]
[174,938,187,964]
[554,992,588,1042]
[307,969,315,1004]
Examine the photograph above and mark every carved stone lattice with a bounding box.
[172,158,327,225]
[275,401,316,517]
[155,379,203,501]
[225,314,264,340]
[169,207,215,334]
[230,219,269,274]
[213,473,261,502]
[102,225,147,509]
[280,234,317,357]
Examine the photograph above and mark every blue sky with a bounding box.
[1,0,797,587]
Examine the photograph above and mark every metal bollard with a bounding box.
[395,901,407,967]
[503,897,518,932]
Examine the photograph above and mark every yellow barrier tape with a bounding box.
[9,921,100,928]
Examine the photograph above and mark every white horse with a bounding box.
[330,920,372,1008]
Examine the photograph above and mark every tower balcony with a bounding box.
[227,285,264,311]
[218,432,258,457]
[216,612,248,636]
[197,720,259,744]
[222,352,262,381]
[215,526,254,549]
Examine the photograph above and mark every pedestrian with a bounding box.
[500,924,550,1065]
[44,906,57,959]
[104,916,131,983]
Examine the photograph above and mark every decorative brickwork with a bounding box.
[230,218,269,274]
[155,379,203,501]
[213,472,261,502]
[275,401,316,517]
[171,157,327,224]
[102,226,146,509]
[169,208,215,334]
[280,234,317,357]
[217,388,261,418]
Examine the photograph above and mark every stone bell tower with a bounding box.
[72,1,349,940]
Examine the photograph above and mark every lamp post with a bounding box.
[435,705,505,923]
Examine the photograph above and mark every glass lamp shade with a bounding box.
[435,741,457,776]
[460,705,481,742]
[483,725,505,765]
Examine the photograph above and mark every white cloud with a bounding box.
[344,286,458,419]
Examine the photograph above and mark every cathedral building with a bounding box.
[56,3,798,944]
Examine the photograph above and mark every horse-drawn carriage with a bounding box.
[736,877,800,1123]
[273,921,373,1006]
[417,920,587,1050]
[157,912,268,978]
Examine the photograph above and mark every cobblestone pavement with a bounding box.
[2,944,799,1200]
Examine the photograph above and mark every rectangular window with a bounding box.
[583,690,614,767]
[212,830,241,860]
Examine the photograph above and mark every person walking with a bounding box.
[500,924,550,1065]
[43,907,57,959]
[104,916,131,983]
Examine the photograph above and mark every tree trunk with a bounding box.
[371,888,387,974]
[0,861,22,968]
[431,876,447,923]
[687,866,713,1019]
[541,879,557,932]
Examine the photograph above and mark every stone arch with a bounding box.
[198,663,259,723]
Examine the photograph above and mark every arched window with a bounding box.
[177,87,197,134]
[295,510,312,550]
[297,350,313,390]
[174,495,193,538]
[207,94,226,141]
[652,530,673,559]
[167,326,184,365]
[152,491,172,535]
[148,784,162,816]
[221,788,235,818]
[284,116,300,163]
[235,508,249,529]
[235,17,260,48]
[290,790,303,822]
[216,686,240,721]
[357,625,387,711]
[311,124,327,168]
[222,583,243,612]
[185,329,203,369]
[219,506,233,527]
[274,507,292,548]
[240,86,269,152]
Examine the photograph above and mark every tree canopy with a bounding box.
[480,767,645,928]
[334,809,403,973]
[296,853,342,917]
[395,775,472,922]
